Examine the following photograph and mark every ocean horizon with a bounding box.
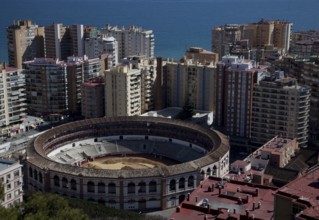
[1,0,319,63]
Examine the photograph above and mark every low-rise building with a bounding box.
[274,167,319,220]
[0,160,23,208]
[169,176,276,220]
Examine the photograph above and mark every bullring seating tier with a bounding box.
[49,139,203,164]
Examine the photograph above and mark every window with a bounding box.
[14,170,19,177]
[179,178,185,190]
[188,176,194,187]
[7,184,11,190]
[98,182,105,193]
[62,178,68,189]
[108,183,116,194]
[70,179,77,191]
[138,182,146,193]
[169,179,176,191]
[149,181,157,193]
[127,182,135,194]
[87,181,95,193]
[53,175,60,187]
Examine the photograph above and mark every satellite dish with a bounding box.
[207,112,214,126]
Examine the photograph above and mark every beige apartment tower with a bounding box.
[164,47,217,112]
[0,65,27,138]
[251,73,310,147]
[105,64,142,117]
[7,20,45,69]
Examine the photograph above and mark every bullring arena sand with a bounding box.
[81,155,178,170]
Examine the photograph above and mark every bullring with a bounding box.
[25,116,229,210]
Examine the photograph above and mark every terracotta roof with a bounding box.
[169,177,276,220]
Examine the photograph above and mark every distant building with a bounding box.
[101,25,154,60]
[163,47,217,112]
[0,160,23,208]
[66,56,101,115]
[6,20,45,69]
[215,55,268,139]
[81,77,105,119]
[44,23,84,60]
[23,58,68,118]
[290,30,319,58]
[212,19,292,61]
[274,167,319,220]
[251,73,310,147]
[0,65,27,139]
[84,35,118,67]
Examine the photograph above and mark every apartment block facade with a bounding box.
[163,48,218,112]
[273,57,319,141]
[251,74,310,147]
[0,160,23,208]
[7,20,45,69]
[215,55,268,138]
[23,58,68,118]
[84,35,118,67]
[123,56,157,113]
[81,77,105,119]
[0,65,27,139]
[105,64,142,117]
[44,23,84,61]
[101,25,154,60]
[66,56,101,115]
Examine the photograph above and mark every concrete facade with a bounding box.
[0,160,23,208]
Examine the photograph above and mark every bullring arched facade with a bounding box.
[25,116,229,210]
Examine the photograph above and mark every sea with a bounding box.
[1,0,319,63]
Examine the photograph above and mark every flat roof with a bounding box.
[169,177,276,220]
[0,159,15,171]
[276,167,319,217]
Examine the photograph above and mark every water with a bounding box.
[1,0,319,63]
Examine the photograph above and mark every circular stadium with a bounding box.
[26,116,230,210]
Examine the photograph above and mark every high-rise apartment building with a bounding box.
[44,23,84,60]
[212,24,242,58]
[0,65,27,139]
[105,64,142,117]
[84,35,118,67]
[0,160,23,208]
[6,20,45,69]
[101,25,154,60]
[123,56,157,113]
[212,19,292,61]
[251,73,310,147]
[23,58,68,118]
[273,57,319,141]
[164,49,217,112]
[81,77,105,119]
[66,56,101,115]
[215,55,268,138]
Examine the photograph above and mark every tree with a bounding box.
[23,192,89,220]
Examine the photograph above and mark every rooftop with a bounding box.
[276,167,319,218]
[169,177,276,220]
[0,159,16,172]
